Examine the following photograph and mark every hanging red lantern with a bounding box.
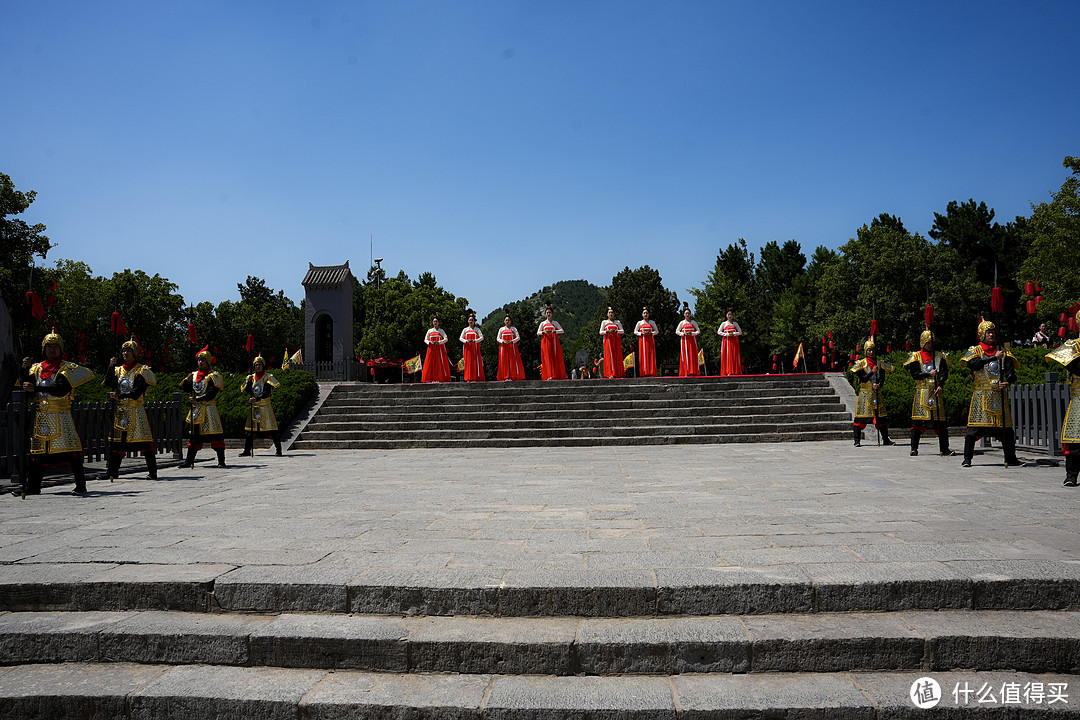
[990,287,1004,314]
[1035,296,1043,304]
[1026,300,1037,315]
[1061,312,1069,323]
[828,340,834,349]
[188,323,197,344]
[165,336,172,347]
[1024,282,1035,296]
[820,355,825,365]
[827,331,833,339]
[886,344,892,354]
[905,342,911,351]
[1070,317,1079,333]
[1059,326,1068,338]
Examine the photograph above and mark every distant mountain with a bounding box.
[481,279,606,354]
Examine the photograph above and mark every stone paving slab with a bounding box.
[1,442,1079,616]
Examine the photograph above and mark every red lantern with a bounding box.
[827,331,833,339]
[211,356,217,365]
[990,287,1004,314]
[924,304,934,327]
[1059,326,1068,338]
[1062,312,1069,323]
[1024,282,1035,296]
[188,323,197,344]
[828,340,834,349]
[1026,300,1036,314]
[821,355,826,365]
[1070,317,1079,334]
[1035,296,1043,304]
[886,344,892,354]
[905,342,911,351]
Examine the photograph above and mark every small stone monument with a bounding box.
[302,262,355,380]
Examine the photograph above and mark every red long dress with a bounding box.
[421,328,452,383]
[537,320,567,380]
[460,326,486,382]
[497,326,526,381]
[600,319,625,378]
[634,320,658,377]
[718,321,743,376]
[677,319,701,377]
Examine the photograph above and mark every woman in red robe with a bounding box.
[718,309,744,376]
[537,305,567,380]
[497,314,526,381]
[421,316,452,383]
[599,306,625,378]
[676,303,701,377]
[634,306,658,377]
[459,314,485,382]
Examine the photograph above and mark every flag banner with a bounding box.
[697,349,705,366]
[793,342,805,368]
[456,357,465,372]
[404,355,422,374]
[623,352,635,369]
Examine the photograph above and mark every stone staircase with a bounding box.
[292,374,853,449]
[2,572,1078,716]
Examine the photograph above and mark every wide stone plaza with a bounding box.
[2,440,1079,717]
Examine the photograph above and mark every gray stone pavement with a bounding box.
[2,440,1079,612]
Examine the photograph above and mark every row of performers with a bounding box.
[12,334,284,498]
[850,318,1080,487]
[421,304,746,383]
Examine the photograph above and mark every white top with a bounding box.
[537,320,565,335]
[718,321,742,337]
[424,328,449,345]
[497,326,521,344]
[459,326,484,343]
[599,319,624,336]
[634,320,658,336]
[677,319,700,336]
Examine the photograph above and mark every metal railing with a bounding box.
[289,359,359,381]
[1,391,184,482]
[1010,373,1070,455]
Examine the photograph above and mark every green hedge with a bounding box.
[73,368,319,438]
[859,347,1061,428]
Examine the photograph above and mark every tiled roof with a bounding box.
[302,261,354,288]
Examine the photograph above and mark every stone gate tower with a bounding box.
[302,261,355,379]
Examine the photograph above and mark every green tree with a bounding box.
[689,239,755,368]
[1,173,54,350]
[583,266,681,372]
[1018,156,1080,325]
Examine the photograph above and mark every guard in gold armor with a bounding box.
[904,329,954,456]
[104,338,158,480]
[849,339,895,446]
[239,355,283,457]
[12,332,95,496]
[178,346,226,469]
[1045,310,1080,486]
[960,320,1021,467]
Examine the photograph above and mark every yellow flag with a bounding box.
[404,355,422,374]
[456,357,465,372]
[623,352,635,369]
[697,349,705,366]
[281,348,289,370]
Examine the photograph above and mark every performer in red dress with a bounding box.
[497,313,526,381]
[676,303,701,377]
[634,306,658,377]
[421,316,453,383]
[599,306,625,378]
[537,304,567,380]
[459,314,486,382]
[718,309,744,376]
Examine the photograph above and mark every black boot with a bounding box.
[853,427,862,447]
[178,446,198,469]
[145,451,158,480]
[879,425,895,446]
[107,452,123,482]
[962,434,976,467]
[216,447,227,467]
[12,461,43,497]
[72,456,87,494]
[1065,454,1078,487]
[238,435,253,457]
[910,430,920,456]
[938,428,955,456]
[1001,429,1021,466]
[273,436,282,456]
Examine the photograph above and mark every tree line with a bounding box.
[3,155,1078,378]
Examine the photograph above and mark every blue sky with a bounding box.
[5,1,1078,319]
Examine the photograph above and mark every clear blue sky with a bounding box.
[5,1,1078,319]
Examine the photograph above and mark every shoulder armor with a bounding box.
[60,362,95,389]
[961,345,981,363]
[1046,340,1080,368]
[138,366,157,385]
[903,352,920,367]
[880,360,895,373]
[849,359,868,375]
[209,372,224,390]
[265,374,281,388]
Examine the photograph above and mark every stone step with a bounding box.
[319,396,844,415]
[291,429,853,449]
[324,386,837,404]
[5,561,1078,616]
[300,413,851,434]
[331,375,837,395]
[2,609,1079,675]
[2,663,1076,718]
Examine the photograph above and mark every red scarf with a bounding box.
[865,357,876,371]
[123,362,136,371]
[979,341,996,356]
[254,371,264,381]
[195,370,207,383]
[920,349,934,365]
[39,359,61,381]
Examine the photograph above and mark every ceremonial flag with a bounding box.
[281,348,290,369]
[623,352,635,370]
[456,357,465,372]
[404,355,422,374]
[793,342,805,368]
[697,349,705,366]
